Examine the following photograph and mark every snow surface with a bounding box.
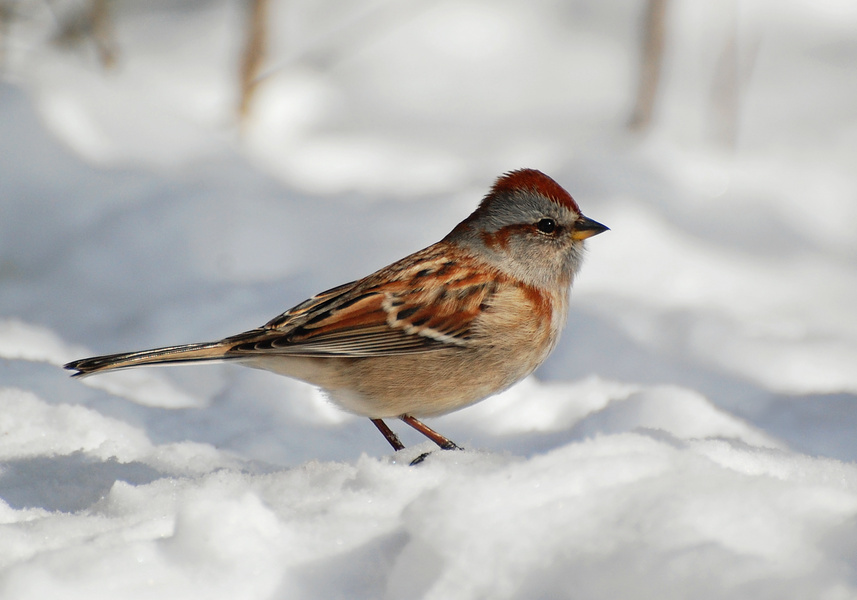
[2,0,857,597]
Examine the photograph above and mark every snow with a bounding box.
[2,0,857,597]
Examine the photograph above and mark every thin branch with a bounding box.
[90,0,117,68]
[238,0,268,119]
[628,0,668,132]
[50,0,119,69]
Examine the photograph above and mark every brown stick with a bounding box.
[628,0,668,132]
[239,0,268,118]
[90,0,117,68]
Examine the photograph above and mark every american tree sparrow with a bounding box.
[66,169,607,457]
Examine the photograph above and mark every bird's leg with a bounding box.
[371,418,405,451]
[400,415,462,451]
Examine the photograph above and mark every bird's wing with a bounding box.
[224,247,501,358]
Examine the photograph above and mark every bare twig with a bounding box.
[239,0,268,119]
[91,0,117,68]
[51,0,119,69]
[0,0,16,69]
[628,0,668,132]
[710,6,759,149]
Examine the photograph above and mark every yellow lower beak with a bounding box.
[571,215,609,240]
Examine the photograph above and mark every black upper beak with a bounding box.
[571,215,609,240]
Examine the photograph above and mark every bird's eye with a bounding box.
[535,218,557,234]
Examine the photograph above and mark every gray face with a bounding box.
[447,189,588,289]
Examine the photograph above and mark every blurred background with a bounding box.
[1,0,856,463]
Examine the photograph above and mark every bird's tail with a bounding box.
[64,341,233,378]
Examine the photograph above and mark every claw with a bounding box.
[409,452,432,466]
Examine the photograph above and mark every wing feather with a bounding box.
[224,244,503,359]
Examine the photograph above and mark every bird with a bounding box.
[65,169,608,458]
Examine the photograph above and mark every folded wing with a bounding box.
[225,248,501,358]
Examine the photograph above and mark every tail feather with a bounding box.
[64,341,234,377]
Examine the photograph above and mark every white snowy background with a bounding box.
[2,0,857,597]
